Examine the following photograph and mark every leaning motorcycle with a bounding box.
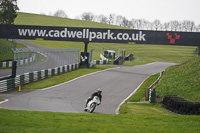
[84,96,100,113]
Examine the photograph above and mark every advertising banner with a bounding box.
[0,24,200,46]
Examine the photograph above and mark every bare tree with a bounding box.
[108,14,115,25]
[170,21,180,31]
[129,19,136,29]
[182,20,196,32]
[54,10,68,18]
[153,19,161,31]
[164,22,170,31]
[74,12,199,32]
[121,17,129,28]
[135,19,146,30]
[196,24,200,32]
[143,20,152,30]
[81,12,95,21]
[190,21,195,32]
[92,15,99,23]
[115,15,124,26]
[97,14,108,24]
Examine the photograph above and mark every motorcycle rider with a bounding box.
[84,89,102,110]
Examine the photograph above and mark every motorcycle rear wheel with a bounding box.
[89,103,96,113]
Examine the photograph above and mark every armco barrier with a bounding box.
[162,95,200,115]
[145,71,164,102]
[0,63,79,93]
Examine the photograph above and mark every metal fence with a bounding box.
[13,47,80,75]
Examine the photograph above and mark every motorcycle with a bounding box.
[84,96,100,113]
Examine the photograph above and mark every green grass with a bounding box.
[0,12,199,132]
[26,40,197,66]
[15,12,126,29]
[0,39,26,61]
[156,57,200,102]
[1,64,199,133]
[22,65,115,89]
[120,57,200,116]
[0,109,199,133]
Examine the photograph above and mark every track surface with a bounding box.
[0,62,176,114]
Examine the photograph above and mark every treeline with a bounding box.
[44,10,200,32]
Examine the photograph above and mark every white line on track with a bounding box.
[115,75,151,114]
[115,71,161,114]
[0,99,9,105]
[40,67,120,91]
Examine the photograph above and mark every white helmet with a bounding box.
[98,88,102,94]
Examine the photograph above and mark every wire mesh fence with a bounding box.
[13,47,80,75]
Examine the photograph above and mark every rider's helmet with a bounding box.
[97,88,102,94]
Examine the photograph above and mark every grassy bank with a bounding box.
[156,57,200,102]
[15,12,125,29]
[120,57,200,116]
[0,109,199,133]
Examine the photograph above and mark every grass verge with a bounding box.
[156,57,200,102]
[0,108,199,133]
[119,73,172,115]
[22,65,115,89]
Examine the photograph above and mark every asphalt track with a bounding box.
[0,62,176,114]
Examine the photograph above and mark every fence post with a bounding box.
[150,88,156,103]
[198,46,200,56]
[11,60,17,78]
[145,88,149,101]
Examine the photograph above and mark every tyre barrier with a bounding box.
[124,54,134,61]
[0,63,79,93]
[162,95,200,115]
[114,56,124,65]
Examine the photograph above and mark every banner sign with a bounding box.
[0,24,200,46]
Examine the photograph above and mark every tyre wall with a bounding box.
[162,95,200,115]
